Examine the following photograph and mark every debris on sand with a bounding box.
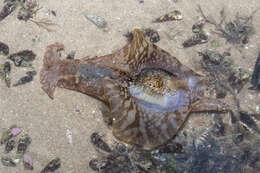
[5,139,16,153]
[91,132,112,153]
[13,70,36,87]
[0,125,36,171]
[0,1,17,22]
[183,19,208,48]
[183,32,208,48]
[23,153,34,170]
[152,10,183,23]
[0,62,11,87]
[40,158,61,173]
[66,50,76,59]
[0,0,56,31]
[17,134,32,155]
[9,50,36,67]
[199,49,250,97]
[0,125,21,145]
[197,5,258,46]
[1,156,16,167]
[84,12,108,29]
[0,41,9,55]
[250,50,260,89]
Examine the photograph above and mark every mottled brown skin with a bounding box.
[40,28,229,150]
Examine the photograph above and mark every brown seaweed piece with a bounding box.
[40,28,229,150]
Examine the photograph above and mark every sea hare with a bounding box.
[40,28,228,150]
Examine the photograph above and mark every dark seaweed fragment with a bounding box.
[89,155,134,173]
[0,2,17,22]
[91,132,112,153]
[3,61,11,87]
[250,51,260,89]
[197,5,257,45]
[199,49,250,97]
[40,158,61,173]
[5,139,15,153]
[9,50,36,67]
[0,41,9,55]
[183,32,208,48]
[13,70,36,87]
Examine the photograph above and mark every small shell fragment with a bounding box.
[0,2,17,22]
[0,125,19,145]
[192,20,205,33]
[40,158,61,173]
[84,12,107,28]
[183,32,208,48]
[23,153,33,170]
[17,134,32,155]
[11,127,22,136]
[152,10,183,23]
[5,139,16,153]
[1,156,16,167]
[0,41,9,55]
[13,70,37,87]
[90,132,112,153]
[8,50,36,67]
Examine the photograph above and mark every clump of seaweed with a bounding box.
[0,0,56,31]
[199,49,250,98]
[197,5,258,46]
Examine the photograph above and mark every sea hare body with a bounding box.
[40,28,228,149]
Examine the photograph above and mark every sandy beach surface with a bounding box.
[0,0,260,172]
